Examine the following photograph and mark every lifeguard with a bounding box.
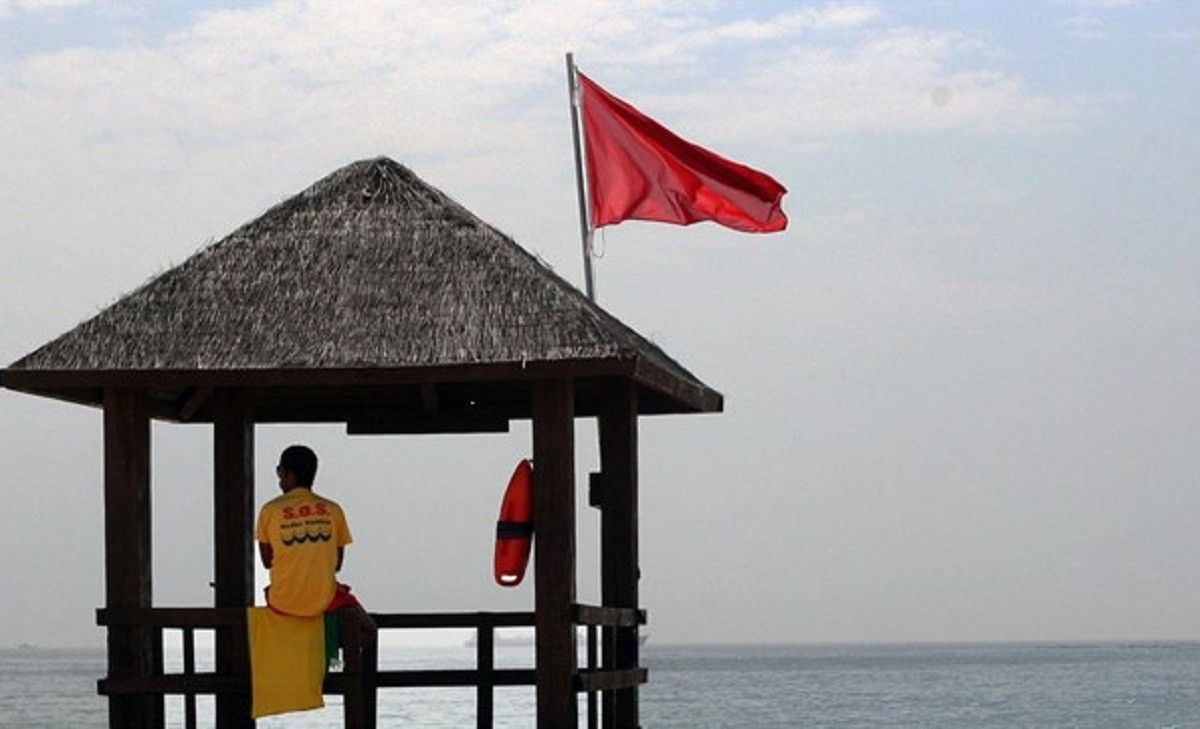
[257,445,353,616]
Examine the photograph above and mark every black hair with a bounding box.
[279,445,318,486]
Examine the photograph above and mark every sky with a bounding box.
[0,0,1197,648]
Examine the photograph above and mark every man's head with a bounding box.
[277,445,318,493]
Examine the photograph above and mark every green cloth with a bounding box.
[324,611,341,667]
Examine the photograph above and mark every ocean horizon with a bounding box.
[5,640,1200,727]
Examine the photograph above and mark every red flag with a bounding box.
[578,72,787,233]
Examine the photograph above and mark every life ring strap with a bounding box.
[496,520,534,539]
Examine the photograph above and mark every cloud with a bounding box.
[1062,15,1111,39]
[599,3,882,66]
[0,0,1084,365]
[674,3,882,45]
[0,0,1077,175]
[1067,0,1145,8]
[0,0,1083,280]
[0,0,92,12]
[1156,28,1200,41]
[638,27,1079,147]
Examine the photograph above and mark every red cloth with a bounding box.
[263,582,359,616]
[325,583,360,613]
[578,72,787,233]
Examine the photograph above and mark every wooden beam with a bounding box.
[374,669,536,688]
[598,378,640,728]
[632,358,724,414]
[250,400,532,425]
[3,358,725,417]
[177,387,214,421]
[370,611,534,629]
[532,379,577,728]
[573,604,645,628]
[419,383,440,415]
[97,607,246,628]
[0,358,635,390]
[2,384,180,421]
[346,413,509,435]
[97,668,543,695]
[94,607,538,629]
[99,674,244,695]
[103,389,164,728]
[574,668,648,693]
[212,391,254,728]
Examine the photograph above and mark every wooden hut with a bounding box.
[0,157,722,728]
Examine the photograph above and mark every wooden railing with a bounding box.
[573,604,648,729]
[371,609,535,728]
[96,605,378,728]
[96,604,646,729]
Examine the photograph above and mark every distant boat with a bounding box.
[464,631,648,648]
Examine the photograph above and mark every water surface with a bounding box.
[3,642,1199,727]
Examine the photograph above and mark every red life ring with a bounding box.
[494,459,534,587]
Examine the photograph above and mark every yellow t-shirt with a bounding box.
[256,488,352,617]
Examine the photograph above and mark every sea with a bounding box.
[3,642,1200,727]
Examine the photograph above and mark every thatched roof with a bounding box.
[2,158,720,417]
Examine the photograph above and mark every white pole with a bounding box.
[566,52,597,301]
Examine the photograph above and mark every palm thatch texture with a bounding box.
[3,158,720,417]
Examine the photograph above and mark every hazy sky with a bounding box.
[0,1,1197,648]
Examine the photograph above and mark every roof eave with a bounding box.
[0,357,722,415]
[631,359,723,414]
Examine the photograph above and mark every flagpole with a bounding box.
[566,51,596,301]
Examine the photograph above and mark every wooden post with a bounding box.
[341,605,378,729]
[586,624,598,729]
[103,389,164,728]
[476,613,495,729]
[362,620,379,728]
[533,379,577,727]
[183,628,197,729]
[213,391,255,728]
[598,379,639,728]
